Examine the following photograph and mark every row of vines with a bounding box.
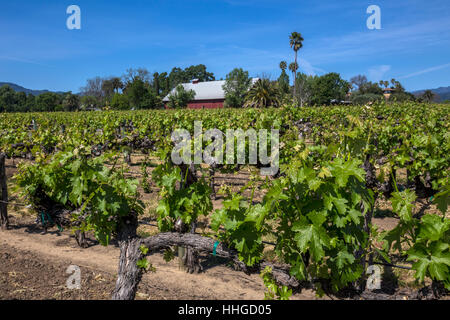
[0,101,448,300]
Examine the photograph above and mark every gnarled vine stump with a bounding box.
[112,214,144,300]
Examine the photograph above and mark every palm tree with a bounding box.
[63,93,80,111]
[111,77,123,93]
[391,78,396,87]
[289,32,304,98]
[288,62,298,77]
[153,72,160,96]
[422,90,435,103]
[279,61,287,71]
[244,79,280,108]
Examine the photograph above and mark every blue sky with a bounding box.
[0,0,449,92]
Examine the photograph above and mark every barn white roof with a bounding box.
[162,78,259,102]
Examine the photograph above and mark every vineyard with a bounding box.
[0,101,449,300]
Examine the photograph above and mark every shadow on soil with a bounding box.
[7,221,108,249]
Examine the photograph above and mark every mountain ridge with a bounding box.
[0,82,66,96]
[412,86,450,102]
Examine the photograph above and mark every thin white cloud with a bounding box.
[303,17,450,64]
[398,63,450,79]
[0,55,49,67]
[300,59,326,76]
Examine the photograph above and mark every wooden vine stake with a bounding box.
[0,153,9,230]
[178,246,186,271]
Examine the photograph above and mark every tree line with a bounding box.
[0,32,443,113]
[0,64,215,112]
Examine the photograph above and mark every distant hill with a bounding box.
[0,82,65,96]
[413,86,450,102]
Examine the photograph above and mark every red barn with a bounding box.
[163,78,258,109]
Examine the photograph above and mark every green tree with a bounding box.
[351,93,384,105]
[168,67,185,89]
[153,72,160,96]
[223,68,252,108]
[126,78,161,109]
[110,93,130,110]
[126,79,148,109]
[141,91,162,109]
[288,62,298,82]
[392,79,405,92]
[244,79,280,108]
[167,85,196,109]
[80,95,100,110]
[390,91,415,102]
[157,72,170,97]
[0,85,17,112]
[359,82,383,95]
[25,94,36,112]
[278,61,290,96]
[35,92,60,112]
[15,92,27,108]
[310,73,349,105]
[350,80,384,104]
[168,65,215,90]
[111,77,123,93]
[101,79,116,101]
[421,90,435,103]
[183,64,215,82]
[289,32,304,98]
[390,78,396,87]
[62,92,80,111]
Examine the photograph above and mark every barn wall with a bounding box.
[187,99,224,109]
[164,99,225,109]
